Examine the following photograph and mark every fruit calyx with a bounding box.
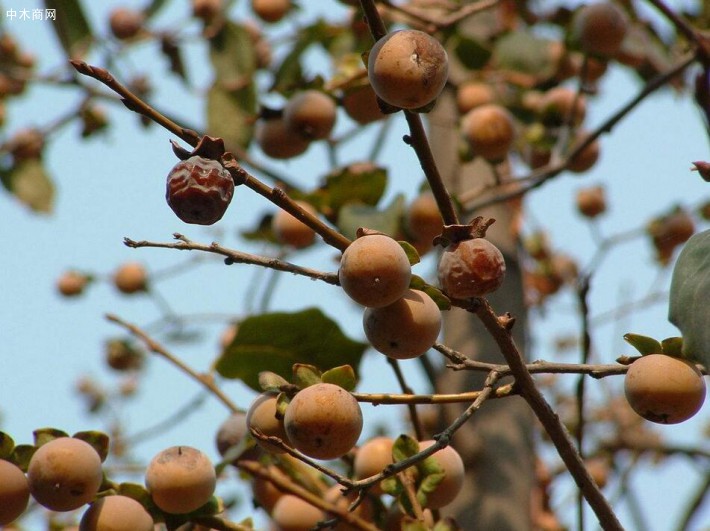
[170,135,226,162]
[433,216,496,248]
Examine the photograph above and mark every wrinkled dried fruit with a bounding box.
[438,238,505,298]
[166,156,234,225]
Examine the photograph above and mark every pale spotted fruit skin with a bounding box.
[27,437,103,512]
[353,436,394,495]
[363,289,442,359]
[438,238,505,298]
[461,103,516,162]
[339,234,412,308]
[166,156,234,225]
[0,459,30,525]
[145,446,216,514]
[284,383,363,460]
[624,354,706,424]
[79,495,154,531]
[246,393,290,454]
[271,494,325,531]
[417,440,465,509]
[368,30,449,110]
[272,201,317,249]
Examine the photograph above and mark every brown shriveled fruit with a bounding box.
[57,271,89,297]
[271,494,325,531]
[417,440,465,509]
[406,192,444,255]
[284,383,363,460]
[272,201,317,249]
[624,354,706,424]
[342,84,385,125]
[461,104,516,162]
[9,128,44,161]
[367,30,448,110]
[79,495,153,531]
[647,208,695,264]
[27,437,103,512]
[166,156,235,225]
[538,87,586,127]
[363,289,442,360]
[109,8,144,40]
[438,238,506,298]
[252,0,291,23]
[338,234,412,308]
[353,436,394,494]
[105,339,144,372]
[247,393,290,453]
[0,459,30,525]
[145,446,216,514]
[113,262,148,294]
[284,90,337,140]
[456,81,496,115]
[572,2,628,57]
[255,117,310,159]
[576,185,607,218]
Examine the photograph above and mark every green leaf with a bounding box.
[337,195,406,241]
[452,35,492,70]
[660,337,684,358]
[43,0,93,59]
[410,275,451,311]
[209,22,257,87]
[321,365,357,391]
[1,159,55,213]
[258,371,290,392]
[0,432,15,460]
[669,229,710,365]
[293,364,322,389]
[417,471,445,507]
[10,444,36,472]
[492,31,559,80]
[392,434,420,463]
[215,308,367,391]
[117,482,153,508]
[623,333,663,356]
[33,427,69,447]
[403,520,431,531]
[145,0,172,19]
[206,83,256,151]
[399,241,421,266]
[309,164,387,217]
[381,476,402,496]
[433,517,462,531]
[73,430,110,462]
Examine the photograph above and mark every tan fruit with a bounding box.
[145,446,216,514]
[573,2,628,57]
[215,412,253,462]
[113,262,148,294]
[339,234,412,308]
[272,201,317,249]
[368,30,449,110]
[363,289,442,359]
[353,436,394,494]
[624,354,706,424]
[192,0,222,21]
[568,134,601,173]
[284,90,337,140]
[255,117,310,159]
[252,465,288,513]
[406,192,444,254]
[461,104,516,162]
[271,494,325,531]
[252,0,291,23]
[417,441,465,509]
[342,84,385,125]
[57,271,88,297]
[324,485,374,530]
[456,81,495,115]
[247,393,290,453]
[284,383,363,460]
[0,459,30,525]
[9,128,44,161]
[109,8,144,40]
[538,87,586,127]
[438,238,506,298]
[79,495,153,531]
[576,185,606,218]
[27,437,103,512]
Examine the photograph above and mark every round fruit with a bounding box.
[216,412,248,458]
[456,81,495,114]
[284,383,363,460]
[113,262,148,294]
[166,155,235,225]
[461,104,516,162]
[353,436,394,494]
[342,84,385,125]
[324,485,374,530]
[538,87,586,127]
[109,8,144,40]
[9,128,44,161]
[284,90,337,140]
[438,238,506,298]
[624,354,706,424]
[255,117,310,159]
[79,495,153,531]
[27,437,103,512]
[252,0,290,23]
[252,465,288,513]
[406,191,444,254]
[368,30,449,110]
[568,134,601,173]
[573,2,628,57]
[145,446,216,514]
[576,185,606,218]
[417,441,465,509]
[271,494,324,531]
[105,339,144,371]
[247,393,290,453]
[338,234,412,308]
[0,459,30,525]
[192,0,222,21]
[363,289,442,360]
[272,201,317,249]
[57,271,88,297]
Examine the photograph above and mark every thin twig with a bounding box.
[387,357,424,440]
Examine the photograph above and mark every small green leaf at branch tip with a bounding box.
[399,241,421,266]
[73,430,110,462]
[45,0,93,60]
[10,444,35,472]
[1,159,55,213]
[321,365,357,391]
[410,275,451,311]
[117,482,153,507]
[33,427,70,447]
[276,393,289,418]
[402,520,430,531]
[417,471,446,507]
[660,337,684,358]
[623,333,663,356]
[0,431,15,460]
[258,371,290,392]
[381,476,402,497]
[392,434,420,462]
[293,364,322,389]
